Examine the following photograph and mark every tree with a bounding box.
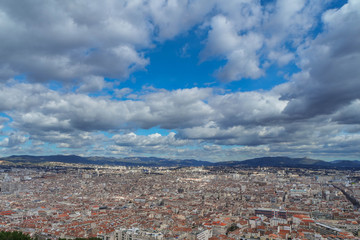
[0,231,100,240]
[0,231,33,240]
[226,223,239,235]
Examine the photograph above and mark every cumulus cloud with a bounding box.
[200,0,326,82]
[0,81,287,150]
[0,0,151,83]
[113,132,188,147]
[203,144,222,152]
[0,117,9,132]
[209,91,287,127]
[0,83,287,136]
[201,15,264,81]
[77,75,108,93]
[0,84,214,134]
[281,0,360,118]
[114,88,133,99]
[263,0,324,47]
[109,132,194,157]
[148,0,217,40]
[139,88,213,129]
[178,123,286,146]
[0,132,28,147]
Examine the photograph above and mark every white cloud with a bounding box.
[268,50,294,66]
[113,132,188,147]
[148,0,217,40]
[0,0,152,83]
[140,88,213,129]
[115,88,133,98]
[199,0,326,82]
[77,75,108,93]
[0,84,214,134]
[0,132,28,147]
[0,117,9,132]
[209,91,287,127]
[202,15,264,81]
[203,144,222,151]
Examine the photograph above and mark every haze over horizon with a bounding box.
[0,0,359,162]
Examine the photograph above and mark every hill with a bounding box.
[0,155,359,169]
[0,155,212,167]
[215,156,360,169]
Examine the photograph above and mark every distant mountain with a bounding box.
[0,155,212,167]
[330,160,360,169]
[215,157,360,169]
[1,155,359,169]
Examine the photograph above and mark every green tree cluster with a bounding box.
[0,231,32,240]
[0,231,100,240]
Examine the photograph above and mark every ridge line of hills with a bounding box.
[1,155,360,170]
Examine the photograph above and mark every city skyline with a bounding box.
[0,0,359,161]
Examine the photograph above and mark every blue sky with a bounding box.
[129,30,291,92]
[0,0,359,161]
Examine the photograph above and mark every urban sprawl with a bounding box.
[0,164,359,240]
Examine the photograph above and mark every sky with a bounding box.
[0,0,359,162]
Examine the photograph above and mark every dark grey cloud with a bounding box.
[280,0,360,118]
[178,123,289,146]
[332,100,360,124]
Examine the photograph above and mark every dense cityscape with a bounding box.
[1,1,359,240]
[0,164,359,240]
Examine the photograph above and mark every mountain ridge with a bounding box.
[1,155,360,169]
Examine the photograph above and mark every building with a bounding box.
[255,208,287,219]
[98,227,163,240]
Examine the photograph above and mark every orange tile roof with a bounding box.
[302,219,314,223]
[0,211,16,216]
[58,213,69,218]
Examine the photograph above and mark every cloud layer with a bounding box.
[0,0,328,84]
[0,0,359,161]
